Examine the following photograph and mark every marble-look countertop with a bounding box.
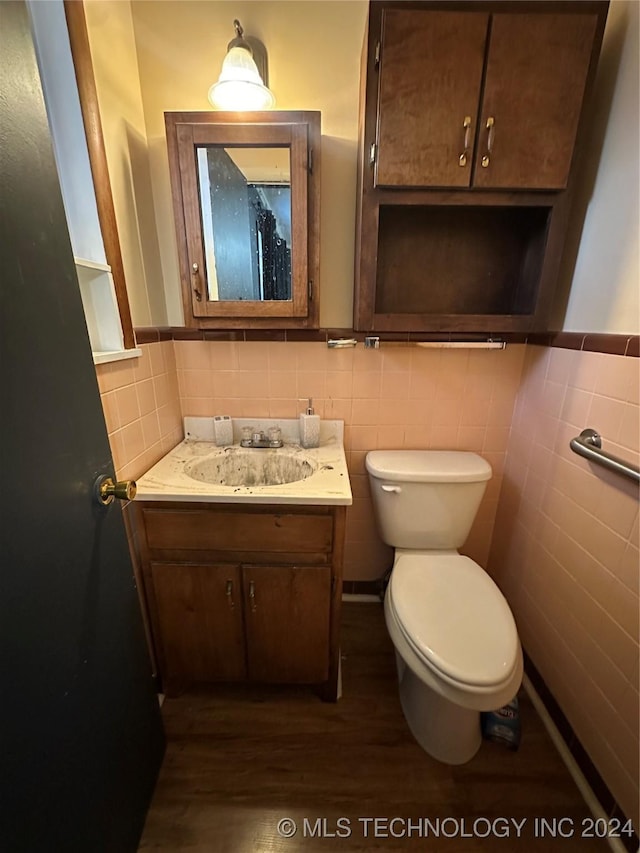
[134,418,352,506]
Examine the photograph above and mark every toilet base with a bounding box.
[396,652,482,765]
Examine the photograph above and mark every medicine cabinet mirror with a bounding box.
[165,111,320,329]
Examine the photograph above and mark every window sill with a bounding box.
[93,348,142,365]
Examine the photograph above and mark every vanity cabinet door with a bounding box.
[150,562,246,690]
[242,565,331,683]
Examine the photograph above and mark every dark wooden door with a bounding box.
[375,9,488,188]
[243,565,331,683]
[0,4,164,851]
[474,13,598,189]
[151,563,246,690]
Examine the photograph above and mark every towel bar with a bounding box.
[363,336,505,350]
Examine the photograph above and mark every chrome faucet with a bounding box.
[240,429,283,449]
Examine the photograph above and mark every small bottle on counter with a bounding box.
[213,415,233,446]
[299,398,320,448]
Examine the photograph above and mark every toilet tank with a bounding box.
[366,450,492,550]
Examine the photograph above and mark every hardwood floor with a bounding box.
[139,602,610,852]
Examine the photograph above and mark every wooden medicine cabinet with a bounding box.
[165,111,321,330]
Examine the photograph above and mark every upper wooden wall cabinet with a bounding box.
[354,1,609,333]
[166,111,320,330]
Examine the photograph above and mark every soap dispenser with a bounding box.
[299,398,320,448]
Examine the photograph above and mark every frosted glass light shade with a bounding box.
[208,46,275,110]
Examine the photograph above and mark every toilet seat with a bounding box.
[388,552,519,690]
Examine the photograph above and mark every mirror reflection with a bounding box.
[196,146,292,302]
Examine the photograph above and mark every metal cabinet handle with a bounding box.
[249,579,257,612]
[191,261,202,301]
[225,579,235,609]
[458,115,472,167]
[381,484,401,494]
[481,117,495,168]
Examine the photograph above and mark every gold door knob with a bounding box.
[95,475,137,506]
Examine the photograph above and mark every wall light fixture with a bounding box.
[208,19,275,110]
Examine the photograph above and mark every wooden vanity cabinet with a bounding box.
[134,502,345,700]
[354,1,608,333]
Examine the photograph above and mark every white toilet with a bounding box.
[366,450,522,765]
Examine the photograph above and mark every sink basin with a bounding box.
[185,449,317,487]
[134,417,352,505]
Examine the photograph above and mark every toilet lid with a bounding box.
[389,553,519,688]
[366,450,491,483]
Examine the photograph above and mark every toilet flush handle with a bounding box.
[381,484,401,494]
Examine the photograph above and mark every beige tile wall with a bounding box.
[95,341,182,481]
[96,337,638,821]
[174,340,526,580]
[489,345,639,825]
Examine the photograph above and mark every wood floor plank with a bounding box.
[139,603,610,852]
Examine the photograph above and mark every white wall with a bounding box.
[28,0,106,265]
[85,0,167,327]
[555,0,639,334]
[86,1,638,335]
[129,0,368,328]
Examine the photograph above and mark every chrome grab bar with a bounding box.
[569,428,640,484]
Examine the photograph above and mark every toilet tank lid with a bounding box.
[366,450,491,483]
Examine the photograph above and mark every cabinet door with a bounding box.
[151,562,246,688]
[375,9,488,188]
[242,565,331,683]
[474,13,598,190]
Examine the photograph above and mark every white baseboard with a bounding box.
[523,674,630,853]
